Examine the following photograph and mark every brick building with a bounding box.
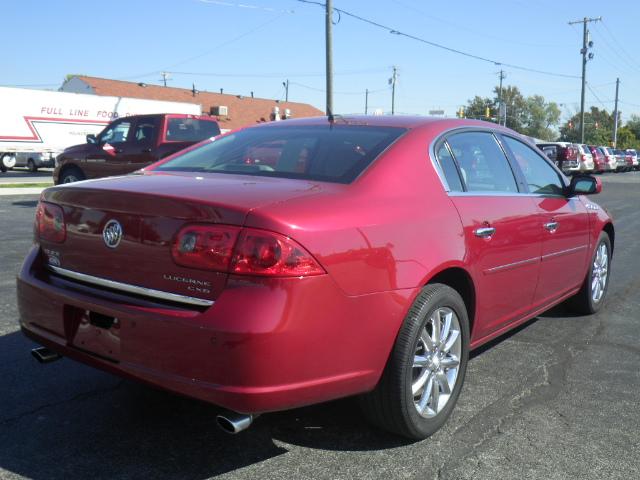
[60,75,324,131]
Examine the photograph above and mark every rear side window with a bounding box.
[156,125,406,184]
[502,136,564,195]
[435,142,464,192]
[446,132,518,193]
[165,118,221,142]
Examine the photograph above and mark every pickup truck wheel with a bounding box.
[359,284,469,439]
[59,166,85,184]
[27,159,38,172]
[567,232,611,315]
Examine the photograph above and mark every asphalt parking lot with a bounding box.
[1,173,639,480]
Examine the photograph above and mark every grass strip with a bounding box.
[0,182,53,188]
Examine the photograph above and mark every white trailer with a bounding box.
[0,86,201,170]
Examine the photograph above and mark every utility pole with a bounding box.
[159,71,171,87]
[283,80,289,102]
[568,16,601,143]
[613,77,620,147]
[390,66,397,115]
[365,89,369,115]
[325,0,333,115]
[497,70,506,125]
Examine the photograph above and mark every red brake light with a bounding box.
[35,201,66,243]
[231,229,325,277]
[171,224,325,277]
[172,225,241,271]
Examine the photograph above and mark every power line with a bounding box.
[289,80,387,95]
[296,0,580,79]
[163,67,389,78]
[117,14,285,81]
[599,20,640,70]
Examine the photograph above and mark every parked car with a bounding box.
[625,149,639,170]
[535,142,579,173]
[576,144,595,172]
[53,114,220,184]
[613,149,628,172]
[588,145,609,173]
[0,151,56,172]
[18,116,613,440]
[600,146,618,172]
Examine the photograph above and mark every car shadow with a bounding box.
[0,330,408,480]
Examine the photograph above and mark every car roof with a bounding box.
[255,115,510,131]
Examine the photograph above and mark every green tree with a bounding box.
[495,85,527,132]
[559,107,614,145]
[520,95,561,140]
[625,114,640,140]
[616,126,639,149]
[464,95,494,120]
[463,85,560,139]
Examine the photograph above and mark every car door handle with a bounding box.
[474,227,496,238]
[114,148,123,154]
[142,148,152,153]
[544,221,559,232]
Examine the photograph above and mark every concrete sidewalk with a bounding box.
[0,187,47,196]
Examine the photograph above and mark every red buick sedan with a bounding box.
[17,116,613,439]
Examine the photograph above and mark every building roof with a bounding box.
[63,75,324,131]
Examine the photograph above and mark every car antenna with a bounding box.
[327,107,335,126]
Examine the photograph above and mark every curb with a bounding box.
[0,187,47,196]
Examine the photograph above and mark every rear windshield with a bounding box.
[156,124,406,183]
[165,118,221,142]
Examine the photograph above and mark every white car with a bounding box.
[576,144,595,172]
[0,151,56,172]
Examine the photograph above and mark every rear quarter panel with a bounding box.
[245,125,467,297]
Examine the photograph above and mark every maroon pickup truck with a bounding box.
[53,113,220,184]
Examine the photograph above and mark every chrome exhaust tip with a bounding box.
[31,346,62,364]
[216,411,255,434]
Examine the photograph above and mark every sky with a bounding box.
[4,0,640,124]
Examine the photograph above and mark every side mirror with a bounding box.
[86,134,97,144]
[568,174,601,196]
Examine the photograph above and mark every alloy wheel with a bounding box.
[591,242,609,303]
[412,307,462,418]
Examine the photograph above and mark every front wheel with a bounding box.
[567,232,611,314]
[360,284,469,439]
[58,166,85,184]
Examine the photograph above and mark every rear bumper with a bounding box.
[17,246,415,413]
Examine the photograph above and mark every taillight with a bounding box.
[35,201,66,243]
[171,224,241,271]
[171,225,325,277]
[231,229,325,277]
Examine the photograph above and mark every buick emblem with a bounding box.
[102,220,123,248]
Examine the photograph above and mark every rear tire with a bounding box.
[567,232,611,315]
[59,166,85,184]
[27,159,38,172]
[360,284,469,439]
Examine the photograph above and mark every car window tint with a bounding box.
[503,136,564,195]
[165,118,221,142]
[447,132,517,193]
[435,142,463,192]
[132,118,159,145]
[99,121,131,145]
[156,125,406,184]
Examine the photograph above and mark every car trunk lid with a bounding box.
[40,172,324,305]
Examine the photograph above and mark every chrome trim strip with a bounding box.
[47,266,214,307]
[541,245,588,261]
[483,256,539,275]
